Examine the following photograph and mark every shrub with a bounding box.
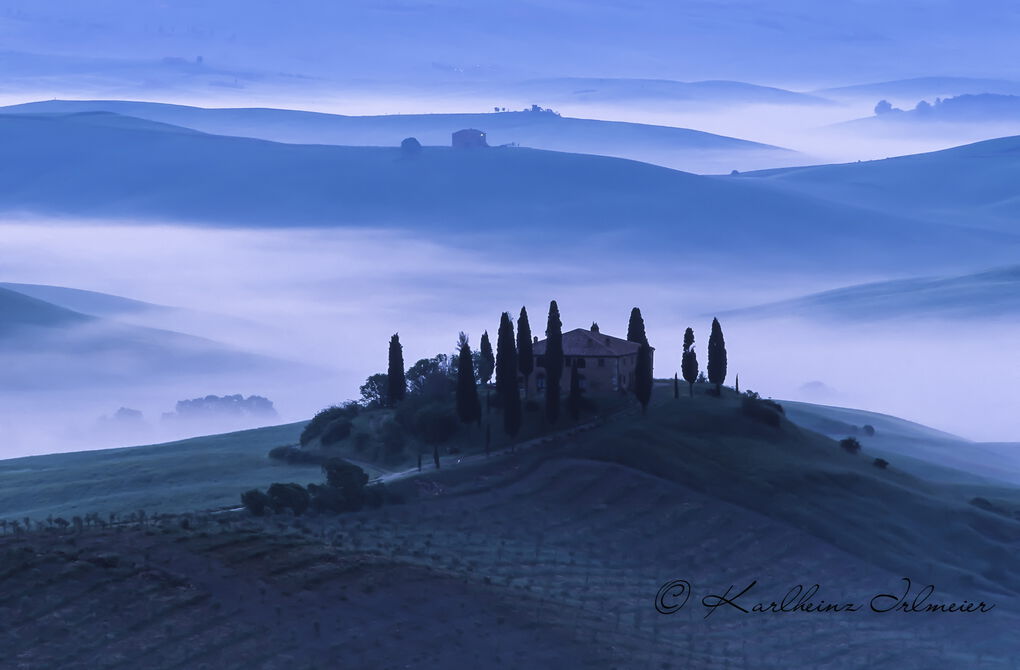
[839,437,862,454]
[322,459,369,491]
[266,483,311,516]
[241,489,271,516]
[413,403,459,445]
[300,403,360,446]
[863,424,876,436]
[321,419,354,446]
[268,445,326,465]
[741,396,782,427]
[873,458,889,469]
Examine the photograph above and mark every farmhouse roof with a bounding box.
[532,327,648,357]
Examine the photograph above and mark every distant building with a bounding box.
[526,323,653,396]
[452,128,488,148]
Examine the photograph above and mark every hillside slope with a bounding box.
[0,100,800,174]
[737,135,1020,232]
[0,112,1013,273]
[2,386,1018,668]
[720,265,1020,322]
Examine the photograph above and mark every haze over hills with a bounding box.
[0,282,174,320]
[501,77,830,107]
[818,77,1020,102]
[736,134,1020,233]
[3,1,1020,92]
[722,265,1020,322]
[0,99,801,174]
[0,286,283,390]
[0,111,1015,275]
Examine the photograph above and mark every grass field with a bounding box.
[0,422,327,520]
[3,384,1019,668]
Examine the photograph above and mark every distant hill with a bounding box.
[0,282,172,320]
[0,287,93,335]
[505,77,830,107]
[0,286,281,390]
[818,77,1020,101]
[0,100,800,174]
[0,111,1013,273]
[735,134,1020,233]
[720,265,1020,322]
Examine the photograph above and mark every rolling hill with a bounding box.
[736,135,1020,233]
[0,111,1013,274]
[0,99,800,174]
[0,282,174,320]
[2,385,1018,667]
[720,265,1020,322]
[0,286,282,390]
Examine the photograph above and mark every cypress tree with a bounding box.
[544,300,563,424]
[707,318,727,394]
[673,373,679,399]
[387,333,406,407]
[479,330,495,412]
[568,362,582,421]
[627,307,648,346]
[517,306,534,397]
[455,333,481,426]
[635,342,653,414]
[682,327,699,398]
[496,312,522,439]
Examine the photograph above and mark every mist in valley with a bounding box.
[2,219,1017,459]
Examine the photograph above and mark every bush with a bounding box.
[863,424,876,436]
[241,489,271,516]
[741,396,782,427]
[321,419,354,446]
[413,403,459,445]
[266,483,310,515]
[300,403,360,446]
[839,437,862,454]
[268,445,326,465]
[322,459,369,490]
[873,457,889,469]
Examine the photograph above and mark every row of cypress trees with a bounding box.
[384,305,729,444]
[674,317,728,398]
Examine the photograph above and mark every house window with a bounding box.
[537,374,546,390]
[564,356,571,367]
[598,358,605,367]
[536,354,545,367]
[576,358,586,368]
[579,375,588,389]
